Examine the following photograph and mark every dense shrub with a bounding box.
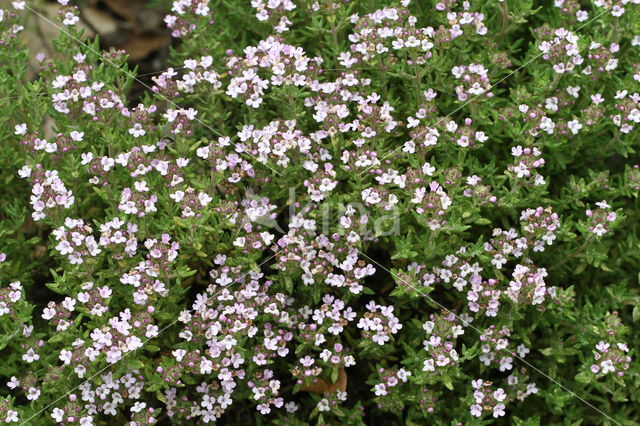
[1,0,639,424]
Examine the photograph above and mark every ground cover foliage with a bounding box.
[1,0,640,424]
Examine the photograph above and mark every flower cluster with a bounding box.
[0,281,23,320]
[441,117,489,149]
[345,6,434,66]
[589,341,631,377]
[452,63,493,101]
[507,263,555,306]
[225,36,322,108]
[118,184,159,217]
[505,369,539,402]
[153,56,222,97]
[169,187,212,218]
[165,0,212,38]
[467,276,501,317]
[469,379,507,418]
[508,145,546,185]
[251,0,296,33]
[273,211,376,294]
[422,310,465,373]
[249,369,285,415]
[52,218,101,264]
[478,326,525,372]
[0,5,24,48]
[48,55,124,117]
[20,165,74,221]
[196,136,257,187]
[537,26,582,74]
[98,217,138,258]
[519,206,560,251]
[357,301,403,346]
[484,228,527,268]
[409,181,452,230]
[370,367,411,413]
[611,91,640,134]
[585,200,617,236]
[15,124,82,155]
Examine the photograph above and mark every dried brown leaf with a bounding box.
[122,33,169,61]
[299,367,347,394]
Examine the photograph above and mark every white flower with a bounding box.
[493,388,506,402]
[70,131,84,141]
[18,165,32,178]
[146,324,159,338]
[62,11,79,26]
[260,232,274,246]
[5,409,19,423]
[422,162,436,176]
[592,224,607,236]
[600,360,615,374]
[362,188,381,204]
[397,368,411,382]
[59,349,73,364]
[576,10,588,22]
[7,376,19,389]
[372,331,390,345]
[475,131,488,143]
[470,404,482,417]
[80,152,94,165]
[198,192,212,206]
[134,180,149,192]
[411,187,426,203]
[52,408,65,422]
[374,383,387,396]
[514,162,530,178]
[617,343,629,352]
[499,356,513,371]
[128,123,146,138]
[22,347,39,363]
[14,123,27,135]
[131,402,147,413]
[516,344,530,358]
[42,306,56,320]
[567,119,582,134]
[27,387,41,401]
[172,349,186,362]
[317,398,330,412]
[423,359,435,372]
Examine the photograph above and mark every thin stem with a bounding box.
[498,1,510,39]
[549,237,592,270]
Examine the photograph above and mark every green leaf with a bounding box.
[443,375,453,390]
[126,359,145,370]
[512,415,541,426]
[574,371,592,384]
[48,333,67,344]
[331,368,339,384]
[633,304,640,322]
